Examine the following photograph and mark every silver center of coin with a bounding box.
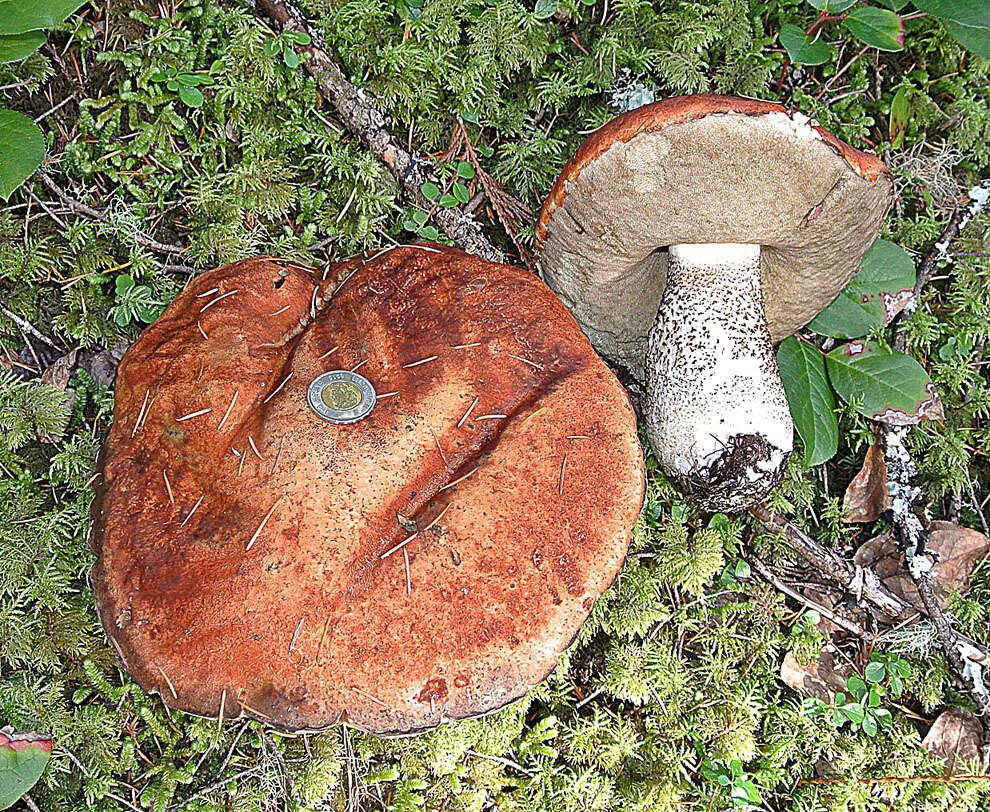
[307,371,376,424]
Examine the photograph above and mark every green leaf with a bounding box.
[862,714,877,736]
[0,29,44,62]
[438,193,458,207]
[0,0,87,34]
[533,0,558,19]
[808,239,916,339]
[0,729,51,809]
[263,38,281,56]
[176,84,204,107]
[739,778,761,804]
[456,161,475,179]
[889,86,910,148]
[942,19,990,58]
[825,340,943,425]
[779,24,832,65]
[451,181,470,204]
[864,662,886,682]
[0,108,44,200]
[840,702,866,724]
[846,674,868,700]
[734,560,751,580]
[777,337,838,466]
[419,225,439,240]
[114,274,135,295]
[913,0,989,30]
[845,7,904,51]
[287,30,311,45]
[807,0,857,11]
[420,181,440,201]
[283,47,299,68]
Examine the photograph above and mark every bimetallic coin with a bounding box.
[307,371,376,424]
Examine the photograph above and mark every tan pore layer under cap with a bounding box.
[89,246,644,735]
[536,94,894,381]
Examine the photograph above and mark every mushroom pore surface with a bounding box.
[645,243,793,511]
[90,245,644,735]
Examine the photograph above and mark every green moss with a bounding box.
[1,0,989,809]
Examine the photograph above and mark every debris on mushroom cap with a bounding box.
[89,246,644,735]
[535,93,893,382]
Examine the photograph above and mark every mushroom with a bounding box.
[90,245,644,734]
[536,94,892,510]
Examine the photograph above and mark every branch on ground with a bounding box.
[255,0,506,264]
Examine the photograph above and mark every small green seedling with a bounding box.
[805,652,910,737]
[264,30,311,68]
[149,66,215,108]
[699,756,762,808]
[111,275,162,327]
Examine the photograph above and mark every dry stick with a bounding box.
[884,427,990,726]
[254,0,504,263]
[892,186,989,354]
[748,503,910,620]
[882,186,990,733]
[747,553,871,639]
[0,302,60,348]
[38,173,186,256]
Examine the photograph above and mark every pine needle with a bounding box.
[180,494,204,527]
[439,467,478,492]
[262,373,292,404]
[403,355,438,368]
[217,390,239,430]
[176,407,211,422]
[246,498,282,550]
[457,396,478,428]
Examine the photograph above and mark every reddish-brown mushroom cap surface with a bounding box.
[90,245,644,734]
[535,93,892,511]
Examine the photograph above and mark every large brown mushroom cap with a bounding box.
[536,93,893,380]
[90,245,644,734]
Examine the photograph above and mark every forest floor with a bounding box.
[1,1,989,810]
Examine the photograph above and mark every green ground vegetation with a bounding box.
[0,1,989,809]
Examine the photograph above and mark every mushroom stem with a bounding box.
[644,243,793,511]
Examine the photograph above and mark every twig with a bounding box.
[168,767,263,810]
[885,427,990,722]
[37,173,186,256]
[747,554,871,639]
[749,503,909,619]
[254,0,504,264]
[881,183,990,736]
[0,302,60,348]
[893,182,990,353]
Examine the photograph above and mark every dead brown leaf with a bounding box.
[922,708,983,773]
[843,444,890,523]
[35,349,78,443]
[780,646,852,702]
[40,349,78,391]
[854,521,990,617]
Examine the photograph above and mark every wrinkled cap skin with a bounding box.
[90,245,644,735]
[536,93,894,381]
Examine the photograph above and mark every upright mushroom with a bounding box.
[90,245,644,734]
[536,94,893,510]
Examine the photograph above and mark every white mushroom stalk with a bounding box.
[644,243,793,511]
